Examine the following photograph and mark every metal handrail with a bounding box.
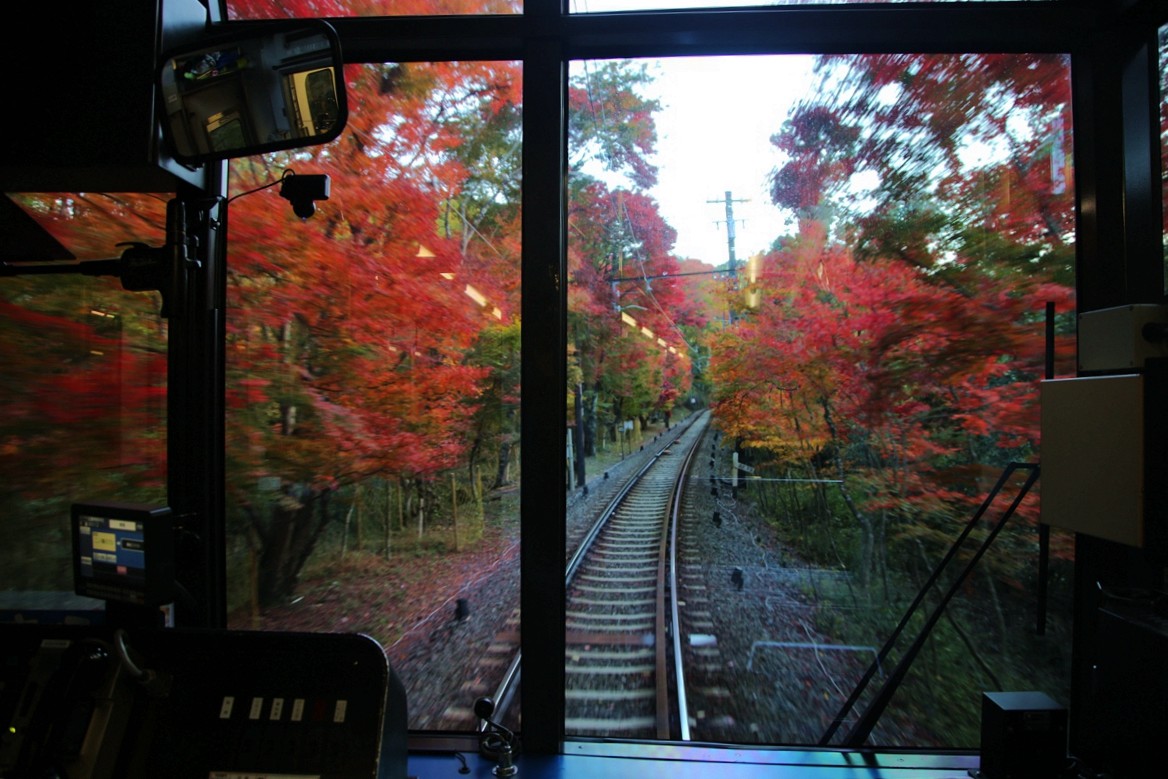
[819,462,1040,747]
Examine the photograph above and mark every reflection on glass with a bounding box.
[570,0,1048,12]
[224,61,522,734]
[226,0,521,19]
[1160,24,1167,295]
[0,193,169,608]
[158,24,345,164]
[566,53,1074,748]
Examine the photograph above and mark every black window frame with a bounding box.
[201,0,1168,761]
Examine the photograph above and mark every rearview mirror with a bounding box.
[158,21,347,166]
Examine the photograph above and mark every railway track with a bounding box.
[460,413,708,739]
[562,412,707,738]
[458,411,1011,747]
[464,412,881,745]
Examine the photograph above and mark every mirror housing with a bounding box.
[158,21,347,166]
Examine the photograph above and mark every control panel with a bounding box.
[71,502,174,607]
[0,624,406,779]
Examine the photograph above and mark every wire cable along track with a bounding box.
[562,412,708,739]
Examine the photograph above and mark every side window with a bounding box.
[223,61,522,733]
[0,194,169,612]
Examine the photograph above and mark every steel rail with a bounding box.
[560,412,707,737]
[666,416,704,741]
[488,412,703,731]
[565,412,700,584]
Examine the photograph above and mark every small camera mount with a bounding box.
[279,173,330,219]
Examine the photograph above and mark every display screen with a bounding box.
[76,514,147,592]
[71,502,172,605]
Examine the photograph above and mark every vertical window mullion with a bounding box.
[520,27,570,755]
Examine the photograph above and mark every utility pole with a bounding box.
[709,190,748,326]
[708,190,748,277]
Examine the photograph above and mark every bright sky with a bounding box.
[565,1,829,266]
[641,55,816,264]
[573,53,817,267]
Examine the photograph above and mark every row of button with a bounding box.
[218,696,348,724]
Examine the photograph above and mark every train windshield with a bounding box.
[563,52,1075,748]
[0,30,1087,756]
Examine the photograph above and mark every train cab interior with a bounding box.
[2,1,1167,777]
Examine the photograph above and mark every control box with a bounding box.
[0,625,405,779]
[978,691,1066,779]
[1078,303,1168,372]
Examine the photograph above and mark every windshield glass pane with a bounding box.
[224,60,522,734]
[1,193,169,617]
[565,52,1074,748]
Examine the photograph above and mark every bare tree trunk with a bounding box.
[416,479,426,539]
[355,485,363,552]
[397,477,405,531]
[341,501,354,562]
[390,481,399,560]
[252,485,334,608]
[584,387,598,457]
[573,383,587,488]
[248,526,262,627]
[451,472,460,551]
[494,440,513,488]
